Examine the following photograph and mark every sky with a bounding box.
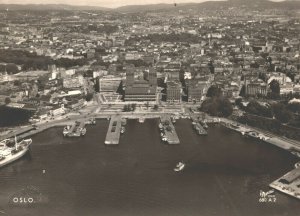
[0,0,288,8]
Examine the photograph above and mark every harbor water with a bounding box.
[0,106,33,127]
[0,119,299,216]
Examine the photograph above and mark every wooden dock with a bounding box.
[160,115,180,145]
[269,166,300,199]
[105,116,122,145]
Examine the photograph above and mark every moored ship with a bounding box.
[0,137,32,168]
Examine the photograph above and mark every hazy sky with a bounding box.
[0,0,287,8]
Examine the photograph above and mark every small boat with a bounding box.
[291,151,300,158]
[121,126,125,134]
[158,123,163,129]
[80,128,87,136]
[171,117,176,124]
[162,137,168,142]
[63,125,71,136]
[86,118,96,125]
[139,117,145,123]
[200,121,208,129]
[174,162,185,172]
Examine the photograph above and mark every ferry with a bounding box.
[0,137,32,168]
[174,162,185,172]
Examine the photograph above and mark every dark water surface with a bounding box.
[0,106,33,127]
[0,119,299,216]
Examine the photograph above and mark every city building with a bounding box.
[125,66,158,102]
[166,81,182,103]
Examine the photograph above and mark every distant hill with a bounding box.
[0,4,110,11]
[115,0,300,12]
[0,0,299,12]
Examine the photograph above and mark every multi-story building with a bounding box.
[99,76,122,93]
[187,80,209,102]
[63,75,84,89]
[244,78,268,97]
[125,66,158,102]
[166,81,182,103]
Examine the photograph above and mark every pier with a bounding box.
[64,121,86,137]
[270,166,300,200]
[160,115,180,145]
[105,116,122,145]
[191,116,207,135]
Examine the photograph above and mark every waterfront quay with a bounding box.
[104,115,122,145]
[160,115,180,144]
[219,118,300,153]
[270,167,300,200]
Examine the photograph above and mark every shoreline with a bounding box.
[1,111,300,201]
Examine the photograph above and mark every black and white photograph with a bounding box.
[0,0,300,215]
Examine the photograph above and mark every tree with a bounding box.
[206,85,222,97]
[269,79,280,98]
[239,85,246,97]
[5,97,11,105]
[235,98,243,108]
[131,104,136,111]
[85,93,93,102]
[272,103,293,124]
[258,72,267,82]
[245,100,273,118]
[200,96,233,117]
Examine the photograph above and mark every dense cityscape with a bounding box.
[0,0,300,215]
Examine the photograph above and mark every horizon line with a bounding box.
[0,0,288,9]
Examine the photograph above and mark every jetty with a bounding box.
[160,115,180,144]
[63,121,86,137]
[191,117,207,135]
[105,115,122,145]
[270,166,300,200]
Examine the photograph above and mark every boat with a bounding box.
[291,151,300,158]
[121,119,127,126]
[0,136,32,168]
[79,127,86,136]
[85,118,96,125]
[193,123,207,135]
[245,131,259,139]
[139,117,145,123]
[171,117,176,124]
[63,125,71,136]
[174,162,185,172]
[121,126,125,134]
[162,137,168,142]
[158,123,163,129]
[200,121,208,129]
